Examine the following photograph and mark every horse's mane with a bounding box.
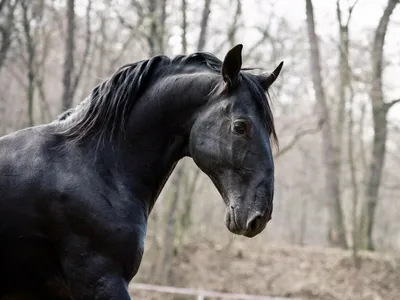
[57,52,277,146]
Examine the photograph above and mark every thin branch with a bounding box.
[336,0,342,26]
[49,2,65,37]
[8,66,27,88]
[34,76,53,122]
[115,10,135,30]
[386,98,400,110]
[346,0,361,26]
[380,183,400,190]
[275,124,322,158]
[244,21,274,60]
[71,0,92,97]
[107,33,139,70]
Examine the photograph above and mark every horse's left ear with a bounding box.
[259,61,284,91]
[222,44,243,86]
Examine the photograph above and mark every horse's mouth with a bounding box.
[225,206,268,238]
[242,221,267,238]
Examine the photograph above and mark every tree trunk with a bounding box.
[305,0,347,248]
[155,163,183,285]
[177,165,202,246]
[0,0,19,72]
[227,0,242,47]
[95,12,106,81]
[348,88,361,267]
[145,0,168,56]
[336,0,362,265]
[61,0,75,111]
[360,0,398,251]
[70,0,92,100]
[181,0,187,53]
[21,0,35,127]
[335,0,350,178]
[147,0,157,56]
[158,0,167,53]
[197,0,211,51]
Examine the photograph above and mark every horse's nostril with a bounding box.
[247,213,263,232]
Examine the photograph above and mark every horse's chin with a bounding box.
[225,223,265,238]
[242,222,267,238]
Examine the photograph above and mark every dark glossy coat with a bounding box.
[0,45,283,299]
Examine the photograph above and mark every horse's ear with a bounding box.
[222,44,243,86]
[259,61,284,91]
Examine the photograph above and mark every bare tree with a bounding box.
[147,0,157,56]
[177,165,202,245]
[116,0,168,56]
[0,0,19,71]
[20,0,37,126]
[70,0,92,99]
[5,0,53,127]
[305,0,347,248]
[335,0,358,181]
[227,0,242,47]
[158,0,167,53]
[275,125,322,159]
[154,164,183,285]
[197,0,211,51]
[94,10,107,80]
[181,0,187,53]
[60,0,93,112]
[336,0,362,266]
[359,0,399,250]
[61,0,75,111]
[34,9,55,123]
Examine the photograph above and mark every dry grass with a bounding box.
[132,239,400,300]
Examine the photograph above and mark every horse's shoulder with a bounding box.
[0,125,74,191]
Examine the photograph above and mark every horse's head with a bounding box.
[189,44,282,238]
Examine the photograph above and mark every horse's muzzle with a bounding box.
[225,205,271,238]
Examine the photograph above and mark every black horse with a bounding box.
[0,45,283,299]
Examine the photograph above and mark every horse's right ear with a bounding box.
[222,44,243,87]
[258,61,284,91]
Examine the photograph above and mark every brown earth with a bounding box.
[130,239,400,300]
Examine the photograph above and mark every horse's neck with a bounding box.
[119,73,218,213]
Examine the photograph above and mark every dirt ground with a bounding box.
[130,240,400,300]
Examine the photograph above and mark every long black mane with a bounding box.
[57,52,277,145]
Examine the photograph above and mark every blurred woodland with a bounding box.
[0,0,400,297]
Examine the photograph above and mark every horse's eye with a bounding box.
[233,120,249,135]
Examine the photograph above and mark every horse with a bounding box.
[0,44,283,299]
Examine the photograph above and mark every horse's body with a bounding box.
[0,45,283,299]
[0,124,147,299]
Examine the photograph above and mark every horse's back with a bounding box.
[0,125,72,298]
[0,125,62,232]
